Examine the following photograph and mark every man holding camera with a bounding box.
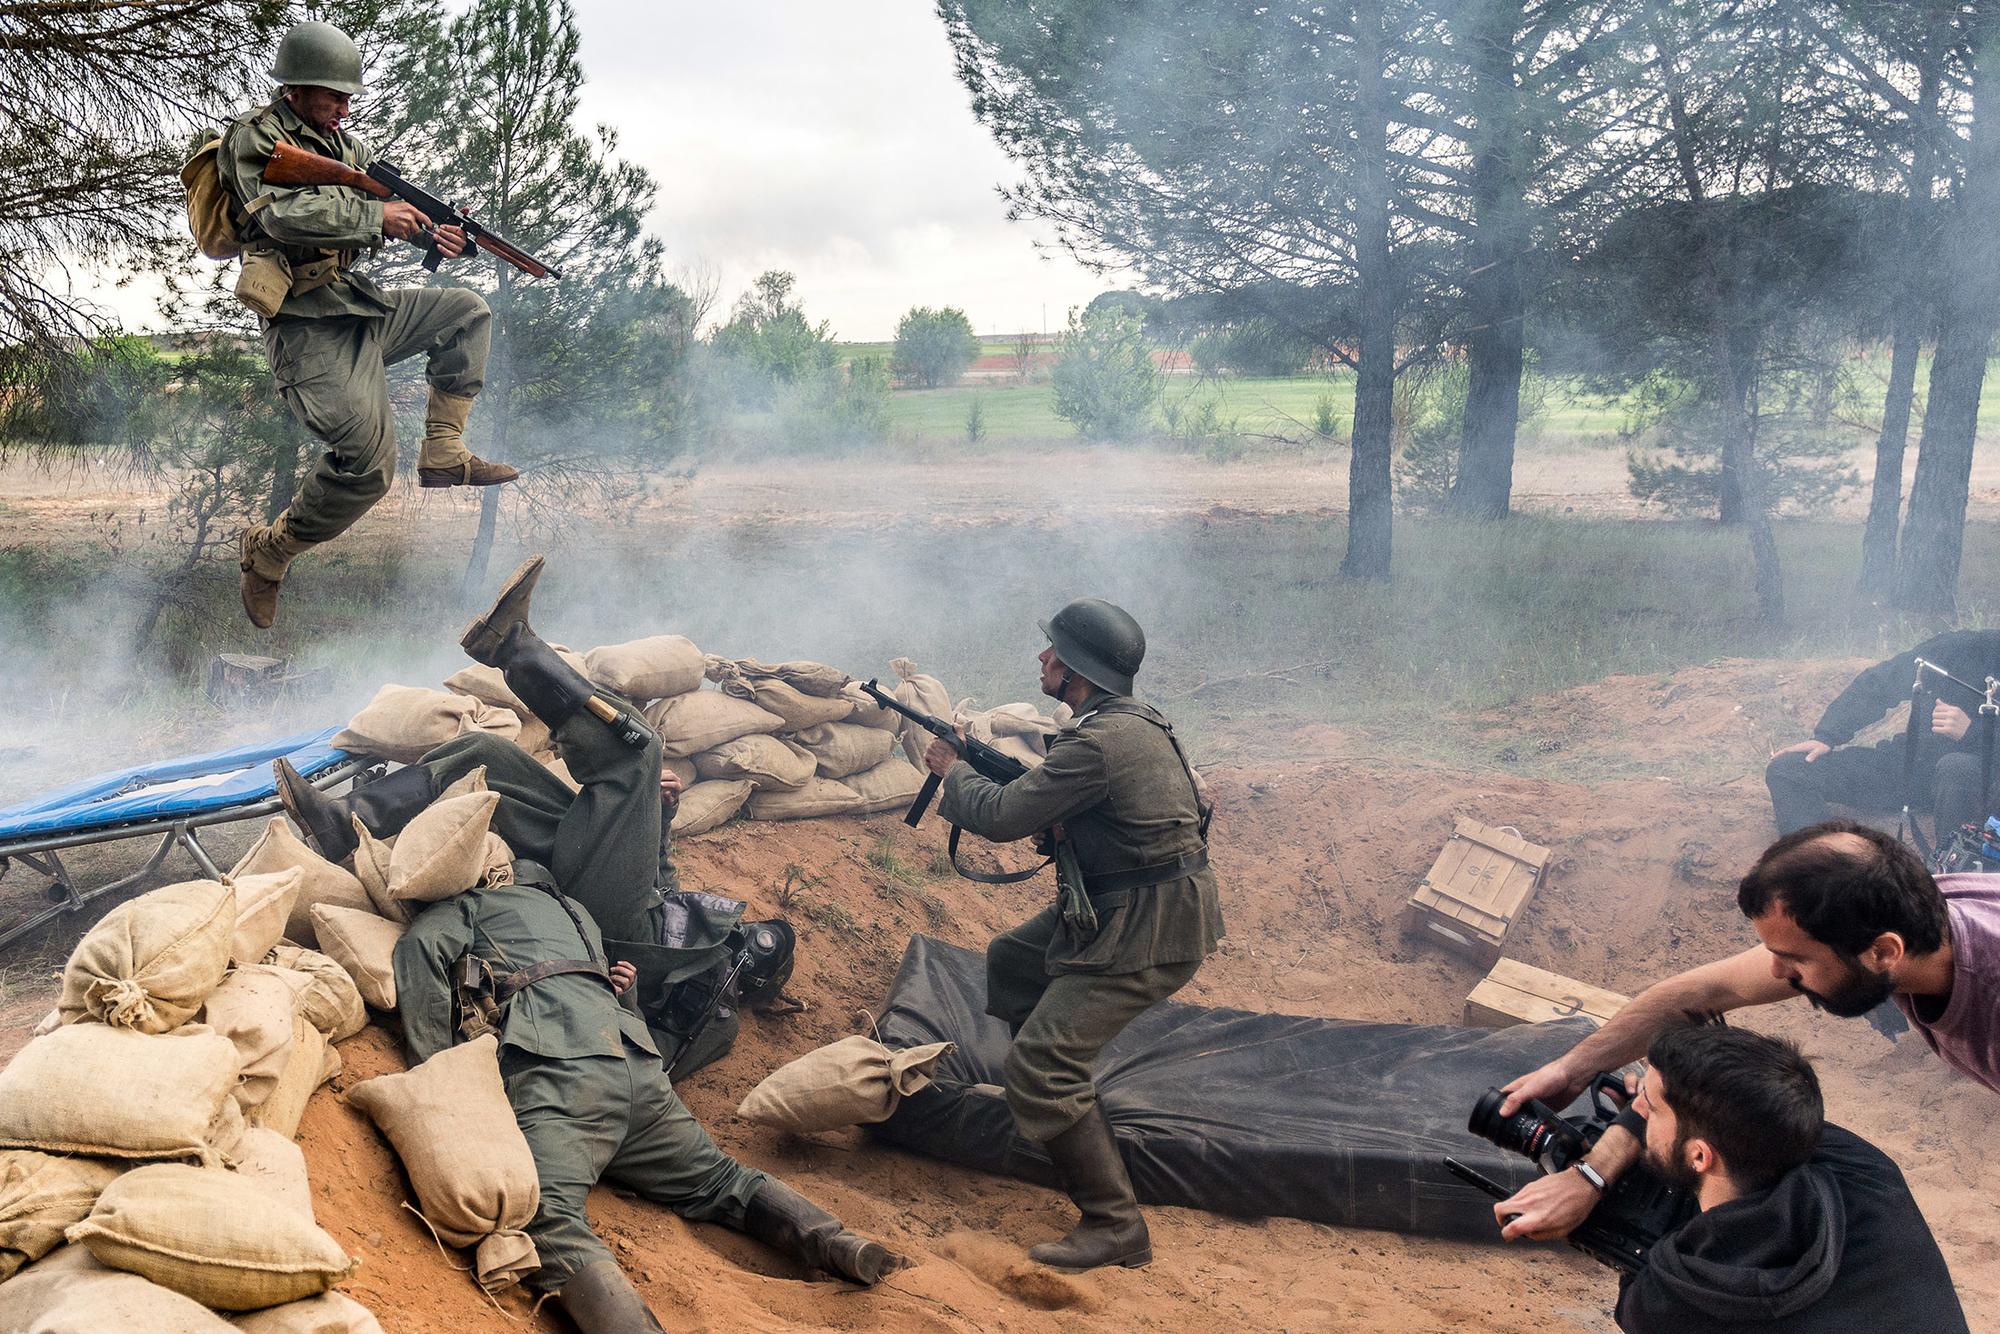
[1491,820,1997,1241]
[1586,1025,1963,1332]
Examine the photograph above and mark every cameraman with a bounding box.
[1493,819,1995,1240]
[1585,1025,1964,1333]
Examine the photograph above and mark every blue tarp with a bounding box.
[0,726,352,841]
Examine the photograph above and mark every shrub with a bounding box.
[777,356,891,451]
[1050,307,1158,440]
[965,396,987,444]
[892,306,981,388]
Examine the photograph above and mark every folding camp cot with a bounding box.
[0,726,369,951]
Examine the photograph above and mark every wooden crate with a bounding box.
[1465,958,1628,1029]
[1405,818,1552,968]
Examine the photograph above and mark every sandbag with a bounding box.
[386,790,499,905]
[332,685,520,765]
[232,1292,384,1334]
[346,1035,539,1293]
[442,653,588,722]
[965,701,1059,743]
[846,756,927,814]
[643,690,785,759]
[202,966,305,1111]
[435,765,488,802]
[246,1020,330,1141]
[229,870,303,968]
[693,734,817,791]
[228,1129,314,1223]
[738,1036,953,1133]
[746,777,863,821]
[0,1244,236,1333]
[665,756,697,788]
[890,657,953,764]
[263,947,366,1042]
[479,831,514,886]
[349,823,401,923]
[0,1023,241,1166]
[719,676,852,730]
[792,721,898,779]
[540,752,579,791]
[671,779,755,837]
[841,680,901,730]
[60,879,236,1032]
[230,820,371,949]
[0,1151,125,1282]
[309,906,403,1011]
[585,635,705,701]
[67,1163,357,1311]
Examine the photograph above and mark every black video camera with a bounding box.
[1445,1073,1692,1275]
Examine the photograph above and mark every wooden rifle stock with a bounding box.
[263,142,392,199]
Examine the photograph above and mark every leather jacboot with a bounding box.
[460,554,546,666]
[274,759,437,864]
[1026,1104,1151,1270]
[237,516,312,630]
[555,1260,664,1334]
[417,387,518,488]
[741,1180,906,1285]
[491,621,599,728]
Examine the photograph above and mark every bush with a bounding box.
[707,271,839,406]
[776,356,891,451]
[1622,368,1860,517]
[1394,357,1552,511]
[965,396,987,444]
[1050,307,1158,440]
[892,306,980,388]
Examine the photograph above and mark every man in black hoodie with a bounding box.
[1766,628,2000,838]
[1611,1025,1964,1334]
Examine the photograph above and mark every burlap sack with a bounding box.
[890,657,953,763]
[443,652,588,721]
[966,701,1059,741]
[386,790,499,904]
[539,752,580,791]
[693,734,817,790]
[737,1037,954,1133]
[309,906,403,1011]
[643,690,785,759]
[436,765,488,802]
[746,777,863,821]
[202,966,304,1112]
[706,658,853,730]
[0,1023,240,1165]
[845,756,927,814]
[246,1020,330,1141]
[67,1163,356,1311]
[231,820,371,948]
[232,1292,385,1334]
[0,1244,236,1333]
[350,823,402,924]
[60,879,235,1032]
[665,755,697,787]
[346,1035,539,1293]
[841,680,900,730]
[31,1007,58,1038]
[710,657,851,697]
[332,684,521,765]
[586,635,705,701]
[228,1129,314,1223]
[671,780,754,837]
[229,870,303,967]
[479,831,515,886]
[0,1151,125,1282]
[264,947,366,1042]
[792,721,898,779]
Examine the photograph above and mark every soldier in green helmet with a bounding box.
[219,20,519,629]
[921,597,1224,1272]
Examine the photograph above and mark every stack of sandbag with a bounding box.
[332,684,522,765]
[446,643,594,760]
[956,700,1065,768]
[0,877,376,1327]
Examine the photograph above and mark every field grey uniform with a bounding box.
[940,688,1224,1141]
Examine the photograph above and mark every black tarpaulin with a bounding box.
[867,934,1602,1239]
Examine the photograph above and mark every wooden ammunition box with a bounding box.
[1465,958,1629,1029]
[1405,818,1552,968]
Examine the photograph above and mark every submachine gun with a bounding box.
[1900,658,2000,869]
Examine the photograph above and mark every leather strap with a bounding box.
[1082,847,1208,897]
[947,824,1048,885]
[493,957,611,1003]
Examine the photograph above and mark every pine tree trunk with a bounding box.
[1342,0,1395,580]
[1895,5,2000,615]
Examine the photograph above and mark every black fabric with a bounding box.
[1615,1125,1966,1334]
[866,935,1603,1239]
[1811,629,2000,747]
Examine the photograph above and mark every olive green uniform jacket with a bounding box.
[939,688,1223,1139]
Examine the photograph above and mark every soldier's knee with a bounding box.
[1765,750,1814,792]
[1933,751,1980,798]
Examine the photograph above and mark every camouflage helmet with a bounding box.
[1040,598,1145,696]
[270,21,365,96]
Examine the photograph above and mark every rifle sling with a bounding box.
[947,824,1047,885]
[493,958,612,1003]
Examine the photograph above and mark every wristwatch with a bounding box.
[1574,1161,1607,1192]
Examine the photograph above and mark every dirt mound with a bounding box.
[282,752,1994,1332]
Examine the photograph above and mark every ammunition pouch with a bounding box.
[288,250,347,298]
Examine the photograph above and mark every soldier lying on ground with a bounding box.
[276,557,901,1333]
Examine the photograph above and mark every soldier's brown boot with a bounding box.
[555,1260,664,1334]
[741,1180,906,1285]
[460,554,545,665]
[416,386,518,488]
[1026,1104,1151,1271]
[237,516,312,630]
[274,759,437,864]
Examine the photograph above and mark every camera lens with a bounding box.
[1469,1085,1559,1159]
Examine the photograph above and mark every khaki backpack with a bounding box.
[181,132,243,261]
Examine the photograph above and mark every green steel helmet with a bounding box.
[270,21,365,95]
[1040,597,1146,696]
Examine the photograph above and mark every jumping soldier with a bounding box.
[219,20,517,630]
[277,557,902,1332]
[921,598,1224,1271]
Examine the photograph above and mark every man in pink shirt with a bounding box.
[1490,819,1995,1241]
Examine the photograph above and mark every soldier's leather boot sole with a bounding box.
[555,1260,664,1334]
[239,529,282,629]
[418,456,519,488]
[459,554,545,666]
[1026,1104,1153,1271]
